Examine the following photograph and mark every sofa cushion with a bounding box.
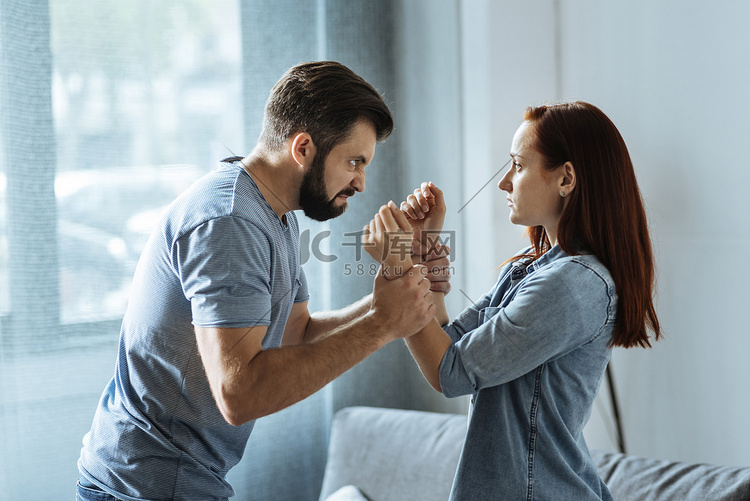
[318,406,467,501]
[323,485,371,501]
[591,449,750,501]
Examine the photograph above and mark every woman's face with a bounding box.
[498,121,567,243]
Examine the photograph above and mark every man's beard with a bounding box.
[299,152,355,222]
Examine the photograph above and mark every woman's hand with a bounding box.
[400,182,447,260]
[362,201,414,279]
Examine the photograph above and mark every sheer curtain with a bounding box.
[0,0,466,498]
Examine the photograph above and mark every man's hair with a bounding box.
[259,61,394,161]
[521,101,661,349]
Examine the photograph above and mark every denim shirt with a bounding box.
[440,245,615,501]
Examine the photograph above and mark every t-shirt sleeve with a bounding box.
[175,216,273,328]
[439,261,613,397]
[295,266,310,303]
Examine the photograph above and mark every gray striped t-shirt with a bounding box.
[79,161,309,500]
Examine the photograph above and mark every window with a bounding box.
[0,0,245,495]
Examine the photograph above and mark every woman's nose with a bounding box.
[498,169,512,192]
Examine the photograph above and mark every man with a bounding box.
[76,61,446,501]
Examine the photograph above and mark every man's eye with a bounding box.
[349,159,358,167]
[512,161,521,171]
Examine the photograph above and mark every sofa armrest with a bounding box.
[591,449,750,501]
[318,406,467,501]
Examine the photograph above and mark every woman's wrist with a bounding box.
[380,258,414,280]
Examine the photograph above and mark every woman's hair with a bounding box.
[260,61,394,162]
[521,101,660,348]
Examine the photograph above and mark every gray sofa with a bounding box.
[319,406,750,501]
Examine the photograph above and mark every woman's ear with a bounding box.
[560,161,576,192]
[289,132,316,168]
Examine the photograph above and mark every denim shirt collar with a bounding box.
[511,244,567,281]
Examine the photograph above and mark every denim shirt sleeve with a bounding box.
[443,287,496,343]
[439,258,614,397]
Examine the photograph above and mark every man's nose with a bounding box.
[352,170,365,193]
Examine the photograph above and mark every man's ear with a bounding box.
[290,132,316,169]
[560,161,576,191]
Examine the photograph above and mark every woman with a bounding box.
[363,101,661,500]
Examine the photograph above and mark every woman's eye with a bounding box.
[512,161,521,171]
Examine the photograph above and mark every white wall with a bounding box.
[458,1,560,302]
[461,0,750,465]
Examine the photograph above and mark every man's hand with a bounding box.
[370,264,435,341]
[421,250,451,294]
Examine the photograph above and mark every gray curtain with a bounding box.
[0,0,60,345]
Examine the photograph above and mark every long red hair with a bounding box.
[519,102,660,348]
